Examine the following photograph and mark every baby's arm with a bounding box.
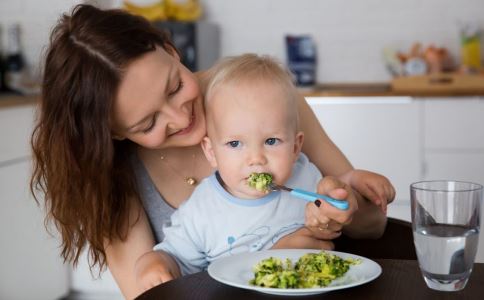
[272,227,336,250]
[134,250,181,291]
[339,169,396,213]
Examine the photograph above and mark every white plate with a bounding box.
[207,249,382,296]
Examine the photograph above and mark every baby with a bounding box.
[151,54,333,275]
[136,54,385,288]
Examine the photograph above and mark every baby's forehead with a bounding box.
[209,78,293,104]
[207,83,299,132]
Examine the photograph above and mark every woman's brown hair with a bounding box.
[31,4,176,271]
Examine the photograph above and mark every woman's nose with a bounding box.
[164,102,190,130]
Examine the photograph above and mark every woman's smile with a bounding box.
[167,101,198,136]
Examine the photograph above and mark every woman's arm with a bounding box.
[297,95,387,237]
[298,96,354,176]
[105,201,157,299]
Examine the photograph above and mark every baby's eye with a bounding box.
[265,138,280,146]
[227,140,241,148]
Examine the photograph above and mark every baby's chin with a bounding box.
[230,186,271,199]
[243,187,272,199]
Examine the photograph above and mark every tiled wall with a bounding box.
[204,0,484,82]
[1,0,483,82]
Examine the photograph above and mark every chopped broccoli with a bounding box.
[249,251,360,289]
[247,173,273,192]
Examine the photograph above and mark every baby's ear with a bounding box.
[201,136,218,168]
[293,131,304,160]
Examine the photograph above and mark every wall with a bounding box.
[0,0,483,82]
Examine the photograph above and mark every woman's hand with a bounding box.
[134,250,181,294]
[340,169,395,213]
[305,176,358,238]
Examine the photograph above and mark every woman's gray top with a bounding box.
[131,153,175,243]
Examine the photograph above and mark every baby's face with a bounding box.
[202,81,303,199]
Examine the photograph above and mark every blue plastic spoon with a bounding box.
[269,183,349,210]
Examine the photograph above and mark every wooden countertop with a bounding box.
[299,83,484,97]
[0,93,39,109]
[1,82,484,110]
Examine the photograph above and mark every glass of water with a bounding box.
[410,180,483,291]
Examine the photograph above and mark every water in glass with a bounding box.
[414,224,479,291]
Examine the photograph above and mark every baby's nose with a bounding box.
[247,148,268,166]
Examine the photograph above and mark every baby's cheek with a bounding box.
[275,166,293,185]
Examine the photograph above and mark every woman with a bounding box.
[31,4,393,299]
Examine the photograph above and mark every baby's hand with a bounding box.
[305,176,358,236]
[134,251,180,293]
[340,169,395,214]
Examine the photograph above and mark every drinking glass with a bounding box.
[410,180,483,291]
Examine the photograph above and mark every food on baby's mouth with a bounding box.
[247,173,273,192]
[249,251,360,289]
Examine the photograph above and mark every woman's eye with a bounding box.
[168,79,184,96]
[142,114,157,134]
[227,141,241,148]
[265,138,279,146]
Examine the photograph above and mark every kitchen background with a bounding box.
[1,1,484,299]
[1,0,484,82]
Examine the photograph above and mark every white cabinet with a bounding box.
[421,97,484,263]
[306,97,422,204]
[422,97,484,186]
[423,97,484,149]
[0,161,70,300]
[0,105,34,162]
[307,95,484,262]
[0,105,69,300]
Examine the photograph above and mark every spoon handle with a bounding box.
[291,188,349,210]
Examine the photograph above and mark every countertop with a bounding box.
[2,82,484,110]
[299,83,484,97]
[0,93,39,109]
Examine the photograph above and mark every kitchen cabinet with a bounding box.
[0,104,33,163]
[306,96,422,204]
[0,104,69,300]
[421,97,484,263]
[422,97,484,185]
[306,96,484,263]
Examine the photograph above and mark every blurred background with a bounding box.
[1,1,483,299]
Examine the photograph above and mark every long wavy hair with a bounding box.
[31,4,176,271]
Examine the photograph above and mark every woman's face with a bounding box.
[112,46,206,149]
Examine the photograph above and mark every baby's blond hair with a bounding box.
[204,53,299,129]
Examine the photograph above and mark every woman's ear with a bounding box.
[293,131,304,161]
[201,136,218,168]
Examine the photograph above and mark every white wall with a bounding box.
[1,0,483,82]
[203,0,484,82]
